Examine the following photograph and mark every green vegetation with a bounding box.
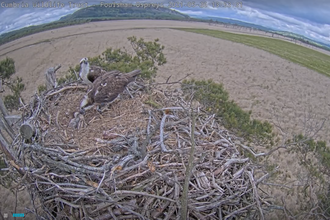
[286,134,330,217]
[4,77,25,111]
[88,36,166,80]
[180,77,330,218]
[273,30,330,52]
[176,28,330,77]
[56,66,80,86]
[290,134,330,177]
[182,79,273,141]
[60,5,189,21]
[42,36,166,88]
[0,19,89,46]
[0,57,15,79]
[144,98,162,109]
[0,57,25,111]
[37,85,47,94]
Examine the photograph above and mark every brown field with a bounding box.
[1,20,330,218]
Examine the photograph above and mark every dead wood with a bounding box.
[20,121,36,140]
[1,79,275,219]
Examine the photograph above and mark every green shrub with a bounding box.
[4,77,25,111]
[0,57,15,80]
[319,186,330,217]
[315,140,330,172]
[57,65,79,85]
[87,36,166,80]
[0,57,26,111]
[4,94,20,111]
[182,79,272,140]
[38,84,47,94]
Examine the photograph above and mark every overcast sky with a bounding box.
[0,0,329,45]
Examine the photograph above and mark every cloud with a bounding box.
[0,0,90,34]
[179,1,329,45]
[0,0,329,46]
[176,9,204,16]
[241,0,330,24]
[236,6,330,44]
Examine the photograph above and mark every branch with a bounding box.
[45,85,87,97]
[181,109,196,220]
[112,190,176,203]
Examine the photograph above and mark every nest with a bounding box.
[9,79,273,219]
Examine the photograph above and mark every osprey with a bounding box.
[80,69,141,113]
[79,57,107,84]
[45,67,57,90]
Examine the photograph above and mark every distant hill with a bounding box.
[195,15,330,52]
[0,19,88,46]
[197,16,275,32]
[272,30,330,50]
[59,5,190,21]
[0,5,192,46]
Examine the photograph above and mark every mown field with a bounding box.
[176,28,330,77]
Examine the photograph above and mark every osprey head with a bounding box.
[80,57,88,65]
[79,58,91,84]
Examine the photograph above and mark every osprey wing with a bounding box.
[89,71,130,104]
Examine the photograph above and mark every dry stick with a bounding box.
[45,85,87,97]
[0,130,24,176]
[151,73,193,86]
[224,158,249,168]
[224,202,256,219]
[0,117,15,140]
[40,156,104,176]
[112,190,176,203]
[237,143,267,157]
[142,197,155,217]
[118,169,149,185]
[164,174,180,220]
[181,109,196,220]
[0,97,9,116]
[146,110,152,139]
[247,171,264,220]
[55,110,61,129]
[160,114,173,152]
[96,170,106,192]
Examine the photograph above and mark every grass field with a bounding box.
[176,28,330,77]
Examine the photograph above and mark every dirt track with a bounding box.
[1,20,330,217]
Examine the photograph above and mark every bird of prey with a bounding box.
[79,57,108,84]
[45,66,60,90]
[68,112,86,129]
[79,69,141,113]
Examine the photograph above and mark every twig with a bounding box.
[160,114,173,152]
[181,109,196,220]
[54,65,61,72]
[112,190,176,203]
[152,73,193,85]
[247,171,264,220]
[45,85,87,97]
[97,170,106,192]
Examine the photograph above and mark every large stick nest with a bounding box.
[11,79,273,219]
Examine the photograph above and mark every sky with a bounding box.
[0,0,329,45]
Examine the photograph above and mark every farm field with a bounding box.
[178,28,330,77]
[1,20,330,218]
